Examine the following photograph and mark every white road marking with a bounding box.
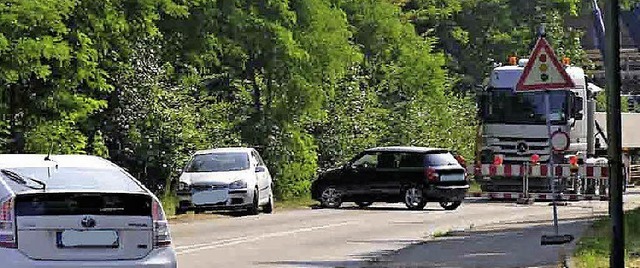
[175,221,354,255]
[464,252,507,257]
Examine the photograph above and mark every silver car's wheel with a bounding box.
[404,187,427,210]
[263,191,274,214]
[320,186,342,209]
[247,188,260,215]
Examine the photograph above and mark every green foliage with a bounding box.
[24,120,88,154]
[1,0,586,200]
[574,208,640,267]
[402,0,587,92]
[90,130,109,158]
[596,93,630,113]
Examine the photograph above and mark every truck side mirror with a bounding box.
[574,96,584,112]
[572,95,584,120]
[477,94,487,119]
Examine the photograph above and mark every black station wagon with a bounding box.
[311,147,469,210]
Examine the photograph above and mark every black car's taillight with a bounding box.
[425,167,439,182]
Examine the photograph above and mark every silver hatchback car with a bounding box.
[176,147,275,215]
[0,154,177,268]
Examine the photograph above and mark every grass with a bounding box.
[431,230,452,238]
[469,179,482,193]
[574,208,640,268]
[160,192,179,217]
[274,195,317,210]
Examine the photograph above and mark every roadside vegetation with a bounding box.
[574,208,640,267]
[469,180,482,193]
[1,0,595,201]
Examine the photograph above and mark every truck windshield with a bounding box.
[481,88,569,124]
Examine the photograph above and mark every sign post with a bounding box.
[605,0,625,266]
[515,35,575,245]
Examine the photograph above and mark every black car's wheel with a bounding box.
[404,187,427,210]
[439,201,462,211]
[320,186,343,209]
[175,207,187,215]
[247,188,260,215]
[263,191,274,214]
[355,201,373,208]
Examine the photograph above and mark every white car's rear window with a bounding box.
[2,167,144,192]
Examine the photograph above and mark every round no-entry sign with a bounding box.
[551,130,570,152]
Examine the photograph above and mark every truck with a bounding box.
[472,57,610,199]
[469,1,640,201]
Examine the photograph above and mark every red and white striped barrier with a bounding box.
[468,164,609,179]
[466,192,609,201]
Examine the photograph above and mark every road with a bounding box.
[171,191,640,268]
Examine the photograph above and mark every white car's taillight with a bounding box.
[152,198,171,248]
[0,197,16,248]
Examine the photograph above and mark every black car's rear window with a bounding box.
[425,152,459,166]
[398,153,425,168]
[1,167,144,192]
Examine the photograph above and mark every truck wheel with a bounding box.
[439,201,462,211]
[404,187,427,210]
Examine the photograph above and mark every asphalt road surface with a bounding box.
[171,191,640,268]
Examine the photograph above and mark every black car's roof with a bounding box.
[364,146,449,154]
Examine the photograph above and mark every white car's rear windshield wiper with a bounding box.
[0,169,46,190]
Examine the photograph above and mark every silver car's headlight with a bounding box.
[178,182,191,191]
[229,180,247,189]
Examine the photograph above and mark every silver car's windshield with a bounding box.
[2,167,144,192]
[185,152,250,172]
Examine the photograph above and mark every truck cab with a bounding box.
[475,59,590,192]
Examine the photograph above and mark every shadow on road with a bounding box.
[256,219,592,268]
[367,219,591,268]
[339,206,442,212]
[310,204,443,212]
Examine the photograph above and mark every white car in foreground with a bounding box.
[0,154,177,268]
[176,147,275,215]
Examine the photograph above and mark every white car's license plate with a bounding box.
[192,190,228,205]
[57,230,119,248]
[440,173,465,181]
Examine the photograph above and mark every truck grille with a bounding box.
[484,137,552,163]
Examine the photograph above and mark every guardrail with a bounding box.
[630,164,640,185]
[466,163,609,202]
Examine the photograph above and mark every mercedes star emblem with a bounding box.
[516,142,529,153]
[81,216,96,228]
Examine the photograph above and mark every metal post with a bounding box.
[605,0,625,266]
[525,162,530,197]
[587,96,596,157]
[545,91,560,235]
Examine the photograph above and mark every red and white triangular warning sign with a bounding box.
[515,37,575,91]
